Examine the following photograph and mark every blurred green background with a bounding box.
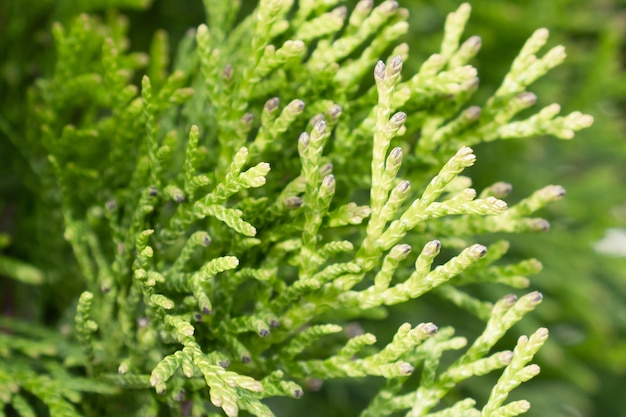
[1,1,625,416]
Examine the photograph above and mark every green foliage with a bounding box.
[399,2,626,415]
[2,0,617,416]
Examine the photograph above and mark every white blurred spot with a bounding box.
[593,228,626,257]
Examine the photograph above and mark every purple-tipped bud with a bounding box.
[293,389,303,398]
[389,147,403,163]
[464,106,481,121]
[374,60,386,81]
[517,92,537,107]
[531,218,550,232]
[390,244,412,260]
[389,55,403,75]
[201,234,212,247]
[465,35,482,53]
[174,390,186,401]
[396,180,411,195]
[172,190,185,203]
[382,0,399,13]
[264,97,280,112]
[322,175,336,194]
[320,162,333,176]
[541,185,566,200]
[528,291,543,304]
[492,182,513,197]
[332,6,348,18]
[469,244,488,259]
[314,120,327,135]
[105,200,118,210]
[309,113,324,128]
[390,112,407,129]
[241,356,250,364]
[298,132,310,150]
[464,77,480,92]
[501,294,518,307]
[356,0,374,12]
[328,104,342,121]
[149,186,158,197]
[258,328,270,337]
[290,99,305,113]
[285,196,303,209]
[398,361,414,375]
[223,64,233,81]
[421,322,438,335]
[241,113,254,129]
[270,319,280,328]
[424,240,441,257]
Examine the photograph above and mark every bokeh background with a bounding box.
[1,1,625,416]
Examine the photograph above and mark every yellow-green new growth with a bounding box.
[7,0,597,416]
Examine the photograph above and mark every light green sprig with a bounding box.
[337,332,377,358]
[140,76,161,188]
[295,6,346,42]
[427,398,480,417]
[293,0,340,26]
[373,146,477,254]
[506,184,566,217]
[353,243,487,308]
[288,322,436,380]
[258,370,303,399]
[182,125,210,196]
[328,202,372,227]
[255,40,307,81]
[75,291,98,370]
[461,292,544,364]
[282,324,343,359]
[493,28,566,99]
[318,240,354,258]
[440,3,472,66]
[297,120,334,278]
[373,243,412,291]
[307,1,404,72]
[482,328,549,416]
[168,231,211,276]
[253,98,306,156]
[0,254,44,285]
[191,350,264,417]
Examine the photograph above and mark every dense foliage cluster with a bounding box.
[4,1,621,416]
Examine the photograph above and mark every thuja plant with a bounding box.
[1,1,594,416]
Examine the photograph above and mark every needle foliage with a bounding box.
[0,1,600,416]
